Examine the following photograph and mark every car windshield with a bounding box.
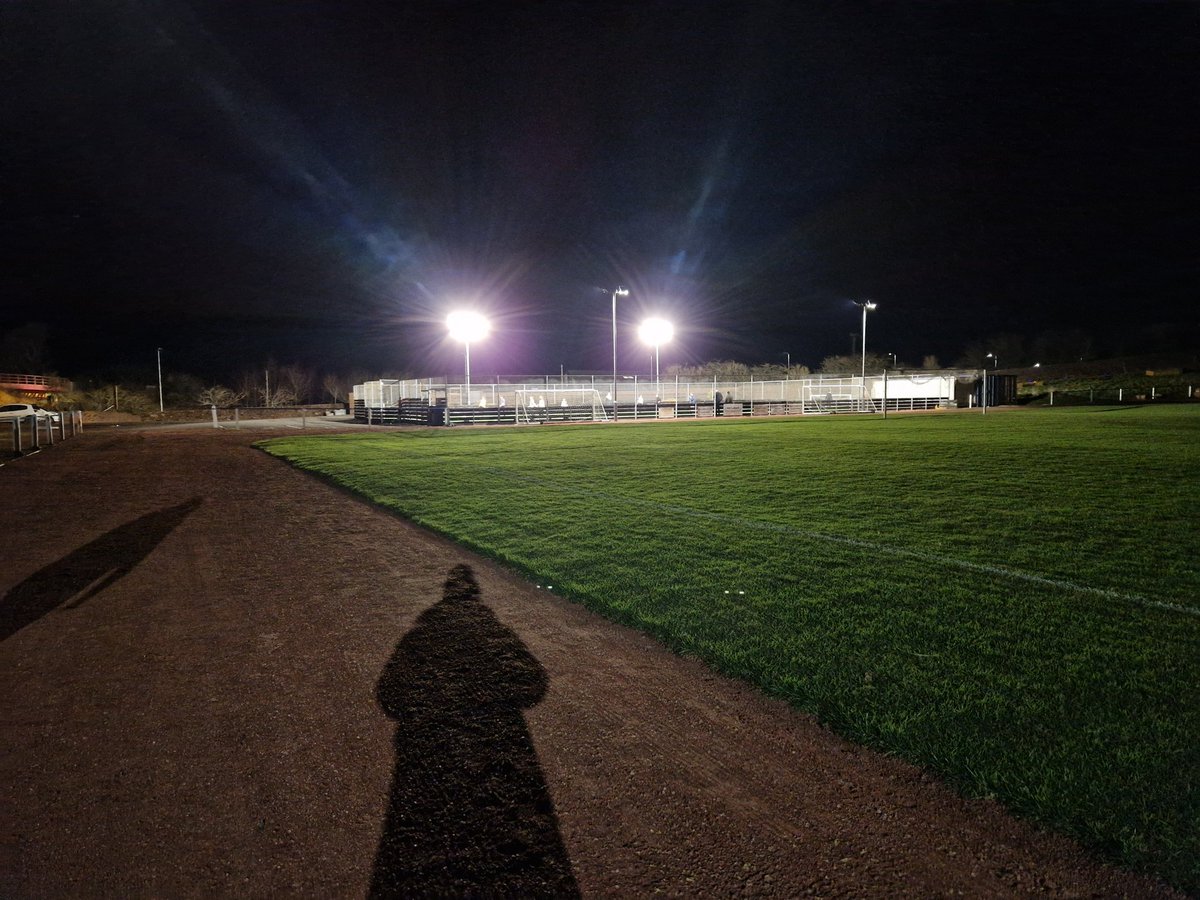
[0,404,29,412]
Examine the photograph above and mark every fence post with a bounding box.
[10,419,18,455]
[28,414,39,450]
[45,415,53,445]
[1050,390,1054,406]
[302,406,306,429]
[1119,388,1123,403]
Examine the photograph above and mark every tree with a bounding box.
[954,333,1026,369]
[236,364,297,407]
[1030,329,1094,364]
[748,362,810,379]
[164,372,205,406]
[818,353,890,374]
[322,373,349,404]
[0,322,49,372]
[665,360,751,379]
[197,386,245,407]
[922,355,941,369]
[277,364,314,404]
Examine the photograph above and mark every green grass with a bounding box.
[261,406,1200,890]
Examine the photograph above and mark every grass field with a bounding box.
[262,406,1200,889]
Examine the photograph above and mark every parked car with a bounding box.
[0,403,60,423]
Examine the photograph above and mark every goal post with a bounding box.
[515,388,609,424]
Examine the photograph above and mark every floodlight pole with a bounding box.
[611,287,628,421]
[156,347,164,412]
[854,300,876,411]
[856,300,876,380]
[653,341,661,398]
[463,341,472,407]
[446,310,490,410]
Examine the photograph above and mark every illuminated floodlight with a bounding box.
[638,317,674,398]
[446,310,490,343]
[446,311,490,407]
[638,317,674,348]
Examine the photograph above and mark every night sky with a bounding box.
[4,1,1198,383]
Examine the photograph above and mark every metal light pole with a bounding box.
[783,352,790,378]
[156,347,164,412]
[855,300,877,379]
[611,287,628,419]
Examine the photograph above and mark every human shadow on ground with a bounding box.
[370,564,579,898]
[0,498,202,642]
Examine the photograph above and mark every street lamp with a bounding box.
[888,352,897,369]
[156,347,164,412]
[782,351,791,379]
[610,287,628,418]
[638,317,674,399]
[986,352,998,369]
[446,311,490,407]
[854,300,877,379]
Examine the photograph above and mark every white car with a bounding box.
[0,403,61,423]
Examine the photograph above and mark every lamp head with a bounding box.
[638,317,674,347]
[446,310,490,343]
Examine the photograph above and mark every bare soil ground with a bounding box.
[0,425,1180,897]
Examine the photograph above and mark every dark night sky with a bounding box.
[3,0,1198,383]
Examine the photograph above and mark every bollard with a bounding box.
[28,414,40,450]
[10,418,19,455]
[45,415,54,445]
[211,404,219,428]
[58,413,66,441]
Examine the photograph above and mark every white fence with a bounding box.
[353,373,961,424]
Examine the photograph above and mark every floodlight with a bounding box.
[446,311,490,407]
[446,310,490,343]
[639,317,674,399]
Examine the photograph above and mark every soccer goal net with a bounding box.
[514,388,609,424]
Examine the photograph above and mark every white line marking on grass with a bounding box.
[479,467,1200,619]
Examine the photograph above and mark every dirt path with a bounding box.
[0,427,1177,897]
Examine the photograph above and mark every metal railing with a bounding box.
[5,410,84,457]
[0,373,73,393]
[352,373,961,425]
